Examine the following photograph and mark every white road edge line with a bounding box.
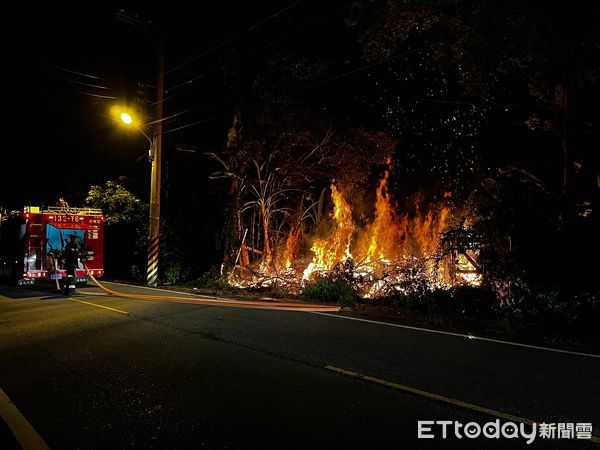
[0,388,50,450]
[311,312,600,359]
[101,282,600,359]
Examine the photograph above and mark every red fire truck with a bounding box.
[0,206,104,286]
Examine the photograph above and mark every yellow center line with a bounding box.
[325,365,600,444]
[0,388,50,450]
[68,298,129,315]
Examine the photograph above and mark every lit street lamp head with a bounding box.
[110,105,137,126]
[110,104,154,156]
[120,112,133,125]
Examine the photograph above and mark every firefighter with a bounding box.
[56,197,69,208]
[63,234,80,295]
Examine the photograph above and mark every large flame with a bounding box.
[281,225,301,269]
[301,166,472,295]
[303,185,355,280]
[361,168,401,263]
[231,164,480,296]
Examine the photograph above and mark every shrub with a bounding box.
[266,285,291,299]
[569,291,600,327]
[450,285,497,318]
[384,284,497,318]
[301,276,356,305]
[517,289,600,331]
[189,267,232,291]
[163,262,183,285]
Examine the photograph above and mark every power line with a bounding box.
[49,95,119,122]
[165,4,350,94]
[163,116,220,135]
[46,63,111,81]
[159,4,516,108]
[165,0,304,75]
[74,91,120,99]
[58,77,111,90]
[150,92,179,106]
[166,73,206,94]
[298,51,411,93]
[144,103,210,126]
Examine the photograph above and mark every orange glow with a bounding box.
[299,165,458,295]
[360,167,399,263]
[83,263,341,312]
[281,225,301,269]
[303,184,355,280]
[229,160,481,296]
[110,104,138,126]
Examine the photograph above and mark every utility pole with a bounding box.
[116,10,164,286]
[148,39,164,286]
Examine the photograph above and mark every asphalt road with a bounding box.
[0,282,598,449]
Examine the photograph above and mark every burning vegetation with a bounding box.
[228,161,480,298]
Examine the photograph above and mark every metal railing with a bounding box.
[41,206,103,216]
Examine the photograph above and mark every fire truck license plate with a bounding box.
[50,274,63,280]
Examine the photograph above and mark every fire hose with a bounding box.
[82,263,341,312]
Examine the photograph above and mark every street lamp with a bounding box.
[114,10,164,287]
[114,103,162,287]
[117,109,155,160]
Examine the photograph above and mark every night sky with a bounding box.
[2,1,598,244]
[2,1,348,207]
[0,1,300,207]
[3,1,593,205]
